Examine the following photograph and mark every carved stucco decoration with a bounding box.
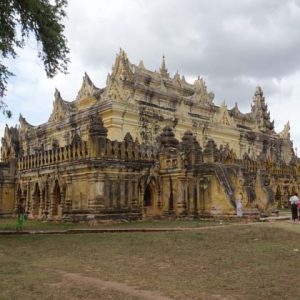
[1,49,298,219]
[279,121,290,139]
[213,101,236,127]
[49,89,75,122]
[75,73,102,110]
[188,76,215,105]
[111,48,134,83]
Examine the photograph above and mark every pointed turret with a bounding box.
[159,127,178,149]
[88,114,108,157]
[179,130,202,165]
[159,55,169,78]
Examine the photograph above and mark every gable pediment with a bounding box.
[213,102,236,127]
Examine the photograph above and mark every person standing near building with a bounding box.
[236,194,243,217]
[16,201,26,232]
[289,193,299,222]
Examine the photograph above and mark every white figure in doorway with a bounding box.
[236,194,243,217]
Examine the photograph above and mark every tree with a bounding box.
[0,0,69,117]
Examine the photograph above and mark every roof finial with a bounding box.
[54,88,62,101]
[161,55,166,69]
[160,55,169,78]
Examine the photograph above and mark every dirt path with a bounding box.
[2,219,300,236]
[60,271,172,300]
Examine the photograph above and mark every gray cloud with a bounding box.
[61,0,300,112]
[2,0,300,149]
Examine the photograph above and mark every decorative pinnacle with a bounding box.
[161,55,166,70]
[159,55,169,77]
[54,88,62,101]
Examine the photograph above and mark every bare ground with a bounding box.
[1,220,300,299]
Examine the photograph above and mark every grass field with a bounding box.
[0,217,234,231]
[1,220,300,299]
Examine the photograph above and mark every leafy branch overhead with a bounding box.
[0,0,70,116]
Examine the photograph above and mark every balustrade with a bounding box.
[18,141,88,170]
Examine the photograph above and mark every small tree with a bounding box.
[0,0,70,117]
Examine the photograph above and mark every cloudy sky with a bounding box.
[2,0,300,150]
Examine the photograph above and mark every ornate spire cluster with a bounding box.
[251,86,274,132]
[188,76,214,105]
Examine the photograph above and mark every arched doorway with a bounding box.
[144,185,152,207]
[16,185,22,205]
[33,183,40,216]
[52,180,61,216]
[275,186,282,208]
[143,179,160,216]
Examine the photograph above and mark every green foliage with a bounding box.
[0,0,70,116]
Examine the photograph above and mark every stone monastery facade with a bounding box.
[0,49,299,220]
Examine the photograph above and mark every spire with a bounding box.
[253,86,265,107]
[83,72,94,86]
[230,102,242,117]
[251,86,274,132]
[76,72,99,101]
[188,76,214,105]
[159,55,169,78]
[54,88,62,101]
[19,113,33,129]
[111,48,133,81]
[49,88,71,122]
[173,70,180,80]
[138,60,145,69]
[279,121,291,139]
[221,100,227,107]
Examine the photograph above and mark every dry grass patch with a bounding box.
[0,223,299,299]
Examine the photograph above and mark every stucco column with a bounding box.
[184,180,188,211]
[131,180,138,208]
[49,191,54,217]
[27,183,33,216]
[196,179,200,215]
[188,182,194,214]
[44,184,50,217]
[120,179,125,207]
[138,182,142,209]
[58,190,64,217]
[38,189,44,218]
[124,179,129,207]
[176,179,185,215]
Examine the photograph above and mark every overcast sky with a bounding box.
[2,0,300,151]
